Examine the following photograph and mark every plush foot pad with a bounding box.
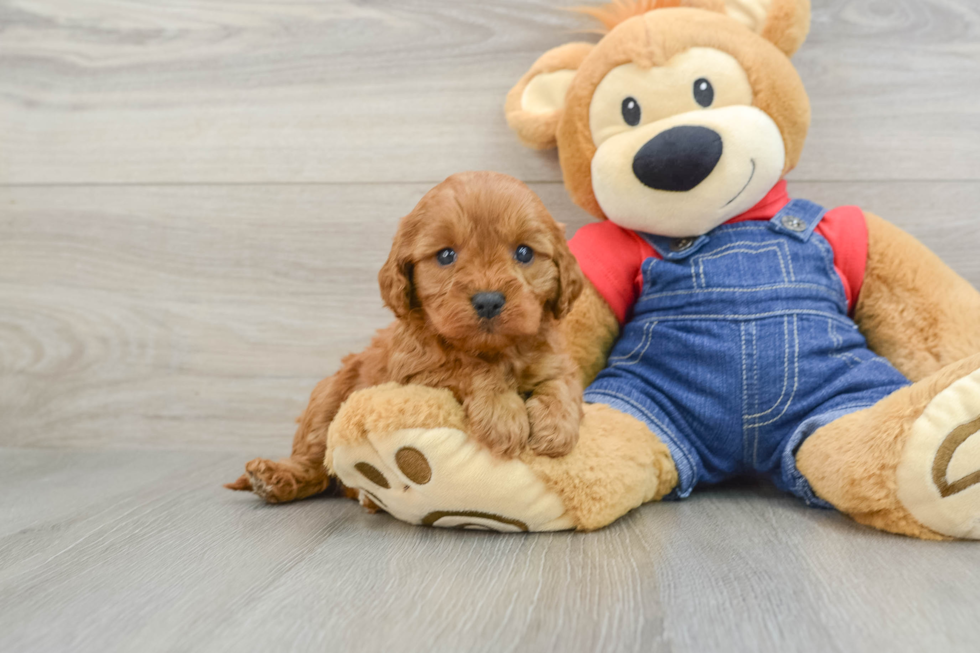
[897,368,980,539]
[332,426,574,531]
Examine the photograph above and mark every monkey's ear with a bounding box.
[504,42,594,151]
[720,0,811,57]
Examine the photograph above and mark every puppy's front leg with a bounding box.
[464,386,531,458]
[526,367,582,458]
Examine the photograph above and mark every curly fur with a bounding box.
[226,171,586,503]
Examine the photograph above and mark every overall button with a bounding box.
[671,237,696,252]
[781,215,807,232]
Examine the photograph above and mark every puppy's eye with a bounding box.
[514,245,534,264]
[693,78,714,108]
[436,248,456,266]
[621,97,641,126]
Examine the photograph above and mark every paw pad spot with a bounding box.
[354,462,390,489]
[395,447,432,485]
[360,489,387,510]
[933,416,980,497]
[422,510,528,532]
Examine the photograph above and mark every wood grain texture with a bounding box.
[2,449,979,653]
[0,182,580,451]
[2,181,978,452]
[2,2,980,651]
[1,0,979,184]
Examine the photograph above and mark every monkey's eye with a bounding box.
[693,78,714,108]
[621,97,641,126]
[436,248,456,266]
[514,245,534,264]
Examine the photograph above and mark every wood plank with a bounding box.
[1,0,978,185]
[2,448,979,653]
[2,181,978,452]
[645,484,980,653]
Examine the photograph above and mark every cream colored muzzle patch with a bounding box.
[332,427,574,532]
[591,105,786,237]
[896,369,980,539]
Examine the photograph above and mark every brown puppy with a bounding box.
[227,171,585,504]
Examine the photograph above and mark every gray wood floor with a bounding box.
[2,1,979,651]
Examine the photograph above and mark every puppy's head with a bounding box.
[379,171,584,352]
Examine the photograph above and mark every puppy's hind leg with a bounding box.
[228,409,334,503]
[227,358,363,504]
[242,453,334,504]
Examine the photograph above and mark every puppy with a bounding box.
[226,171,585,504]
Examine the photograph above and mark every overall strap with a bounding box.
[640,232,711,261]
[768,199,828,242]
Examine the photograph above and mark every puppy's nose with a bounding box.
[632,125,723,192]
[471,292,506,319]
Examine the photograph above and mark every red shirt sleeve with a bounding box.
[814,206,868,314]
[568,221,657,324]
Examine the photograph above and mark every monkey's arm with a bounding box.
[854,212,980,382]
[560,280,620,387]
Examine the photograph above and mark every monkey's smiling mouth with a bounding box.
[723,159,756,208]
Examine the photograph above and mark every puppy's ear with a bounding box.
[549,224,585,320]
[378,219,416,318]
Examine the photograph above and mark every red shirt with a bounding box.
[568,181,868,324]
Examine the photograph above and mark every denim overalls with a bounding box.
[584,199,910,505]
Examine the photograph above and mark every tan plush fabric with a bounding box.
[505,42,596,150]
[559,279,621,387]
[757,0,811,57]
[523,402,677,531]
[855,212,980,383]
[579,1,810,56]
[575,0,726,31]
[506,8,810,220]
[326,383,466,460]
[327,383,673,531]
[797,354,980,540]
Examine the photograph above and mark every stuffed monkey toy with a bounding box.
[252,0,980,539]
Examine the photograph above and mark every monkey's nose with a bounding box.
[471,292,506,319]
[632,125,723,192]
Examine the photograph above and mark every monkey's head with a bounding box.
[506,0,812,238]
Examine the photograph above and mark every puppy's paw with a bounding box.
[526,395,581,458]
[224,473,253,492]
[468,393,531,458]
[244,458,298,504]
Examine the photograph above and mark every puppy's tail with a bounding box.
[224,473,253,491]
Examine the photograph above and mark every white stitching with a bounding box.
[827,319,862,368]
[740,323,750,433]
[739,322,755,462]
[640,283,840,301]
[749,315,800,429]
[746,317,791,420]
[715,223,776,233]
[608,321,658,366]
[634,309,853,323]
[811,235,839,287]
[694,242,793,286]
[751,321,759,416]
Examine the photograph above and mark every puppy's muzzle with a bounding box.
[471,292,506,320]
[632,125,723,192]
